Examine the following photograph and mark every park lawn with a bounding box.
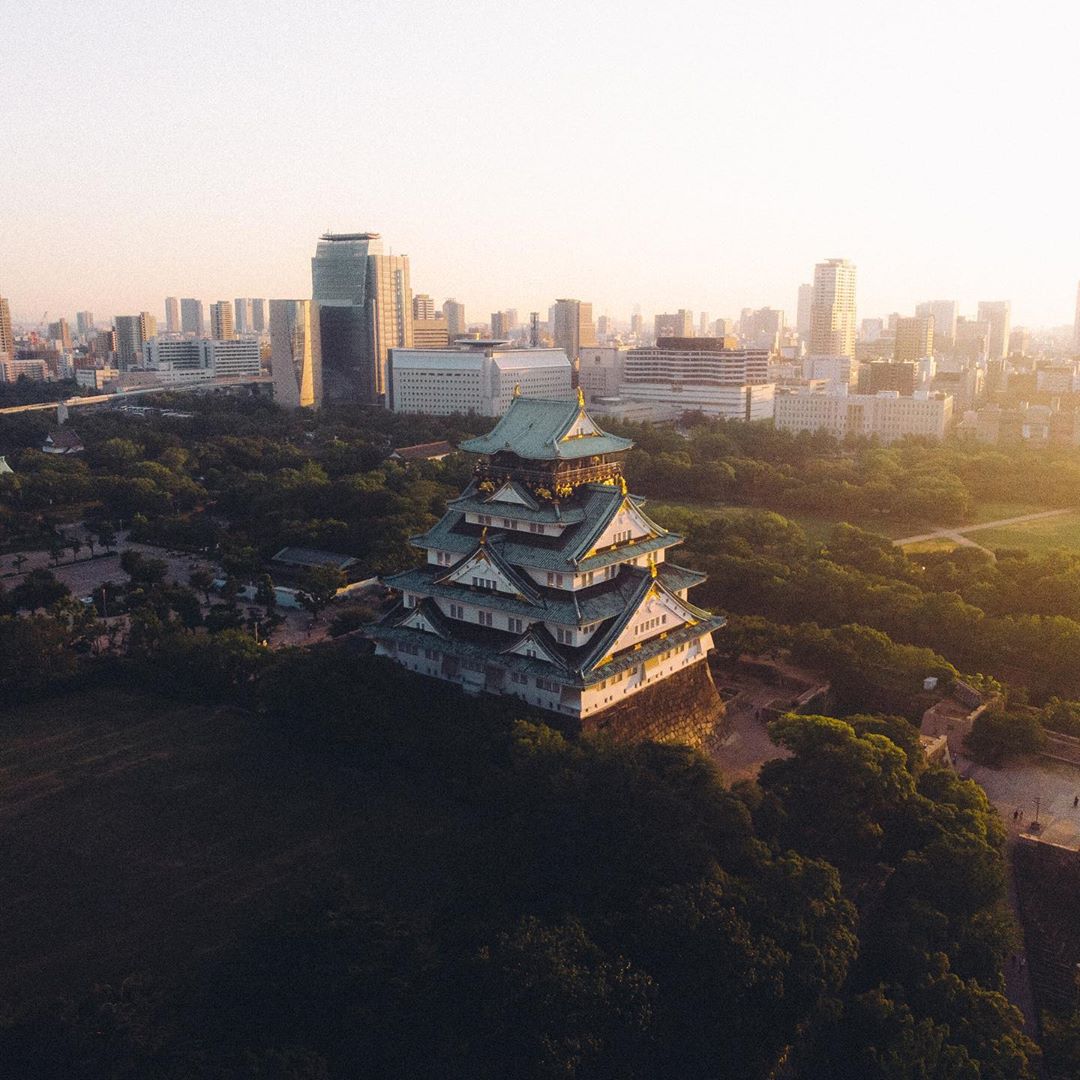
[967,510,1080,556]
[964,500,1054,525]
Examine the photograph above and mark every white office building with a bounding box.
[206,337,262,379]
[389,343,572,416]
[620,340,774,420]
[774,387,952,443]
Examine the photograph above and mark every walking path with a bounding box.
[892,508,1072,552]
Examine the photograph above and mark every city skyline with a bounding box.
[3,1,1079,327]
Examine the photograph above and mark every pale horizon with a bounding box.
[3,0,1078,329]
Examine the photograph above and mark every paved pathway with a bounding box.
[893,508,1072,550]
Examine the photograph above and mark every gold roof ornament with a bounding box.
[650,561,658,578]
[480,526,488,544]
[513,384,521,397]
[620,476,628,496]
[577,386,585,408]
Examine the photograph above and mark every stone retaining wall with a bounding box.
[583,660,726,749]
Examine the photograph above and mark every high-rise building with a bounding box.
[977,301,1011,362]
[915,300,957,350]
[413,294,436,320]
[1073,283,1080,353]
[114,313,157,370]
[796,283,813,340]
[0,297,13,360]
[180,298,204,336]
[311,232,413,403]
[551,299,597,363]
[443,299,466,342]
[251,299,267,334]
[76,311,95,337]
[809,259,857,359]
[699,312,710,337]
[654,310,694,339]
[234,298,254,335]
[47,318,72,350]
[630,312,643,339]
[165,296,180,334]
[894,315,935,364]
[742,308,785,351]
[270,299,322,409]
[491,310,519,339]
[956,317,991,365]
[210,301,235,341]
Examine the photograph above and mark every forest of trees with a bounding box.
[0,647,1039,1079]
[4,397,1080,1074]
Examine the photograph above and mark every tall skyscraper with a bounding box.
[311,232,413,403]
[915,300,957,349]
[699,311,710,337]
[270,299,322,409]
[0,297,13,359]
[551,299,597,363]
[809,259,857,358]
[894,315,935,364]
[251,299,267,333]
[413,293,436,320]
[114,313,157,370]
[210,301,235,341]
[442,299,466,342]
[76,311,95,337]
[47,318,72,350]
[165,296,180,334]
[180,298,204,336]
[1074,281,1080,352]
[796,283,813,340]
[491,310,519,339]
[977,301,1011,361]
[234,298,254,335]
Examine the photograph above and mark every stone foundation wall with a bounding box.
[581,660,726,748]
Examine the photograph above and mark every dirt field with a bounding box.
[0,688,437,1001]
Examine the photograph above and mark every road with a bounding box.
[892,508,1072,553]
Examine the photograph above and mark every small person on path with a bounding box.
[1074,795,1078,808]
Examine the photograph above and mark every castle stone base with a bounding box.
[581,661,726,749]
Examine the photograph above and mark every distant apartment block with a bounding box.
[551,299,597,362]
[810,258,857,358]
[894,315,934,364]
[210,301,235,341]
[916,300,957,349]
[180,298,205,336]
[165,296,180,334]
[0,358,49,383]
[76,311,95,337]
[388,343,572,416]
[774,388,952,443]
[621,337,773,421]
[413,316,450,348]
[578,346,627,401]
[0,297,13,361]
[977,301,1011,361]
[114,312,157,370]
[654,310,694,339]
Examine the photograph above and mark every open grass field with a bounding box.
[0,686,451,1001]
[969,510,1080,556]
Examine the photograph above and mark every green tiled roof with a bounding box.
[413,483,683,574]
[459,397,634,460]
[383,562,707,625]
[448,481,587,525]
[368,611,727,690]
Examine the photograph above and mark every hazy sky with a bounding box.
[2,0,1078,327]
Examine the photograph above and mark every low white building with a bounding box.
[774,387,953,443]
[141,336,261,381]
[577,345,626,401]
[388,342,572,416]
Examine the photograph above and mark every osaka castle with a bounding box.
[371,393,727,743]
